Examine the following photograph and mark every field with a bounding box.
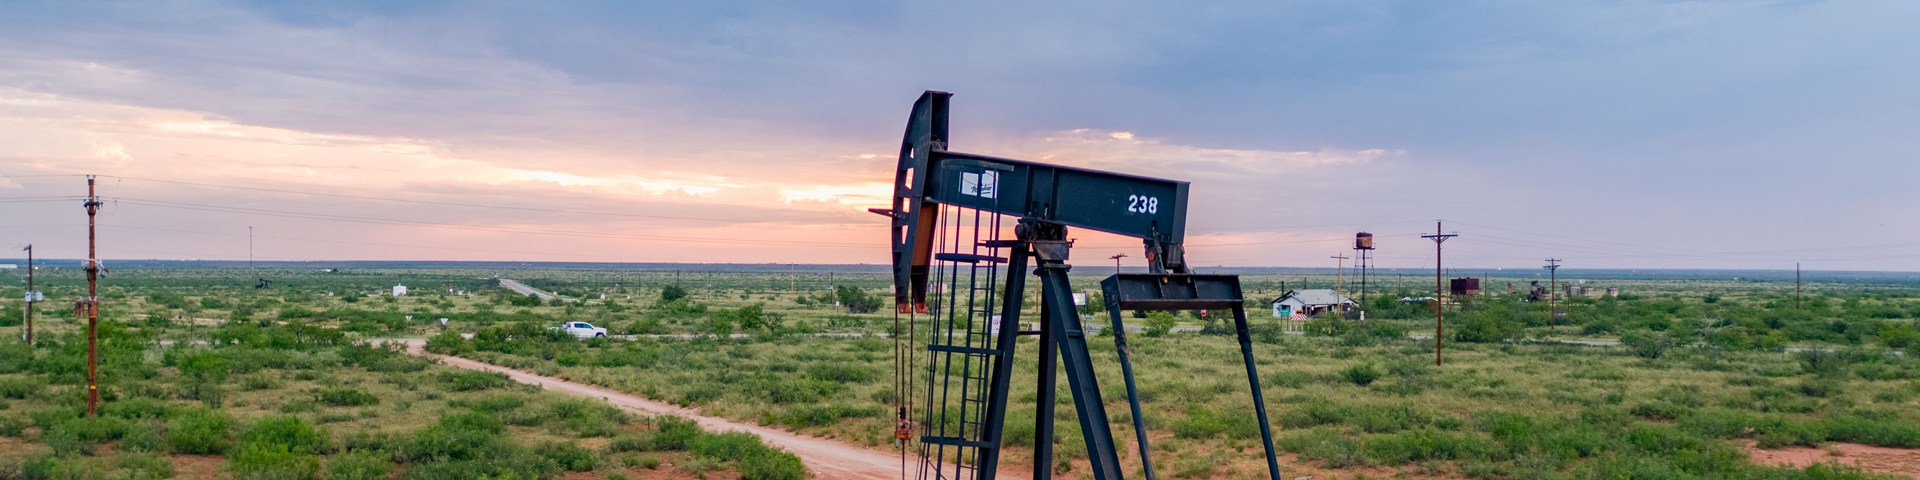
[2,264,1919,479]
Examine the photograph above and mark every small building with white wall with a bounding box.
[1270,289,1356,318]
[392,284,408,297]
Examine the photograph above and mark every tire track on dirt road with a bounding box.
[387,339,912,480]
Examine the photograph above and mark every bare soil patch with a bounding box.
[1747,440,1920,479]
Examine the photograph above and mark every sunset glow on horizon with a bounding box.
[4,1,1918,271]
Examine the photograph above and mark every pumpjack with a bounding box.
[875,91,1281,480]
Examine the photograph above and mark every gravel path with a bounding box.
[385,339,910,480]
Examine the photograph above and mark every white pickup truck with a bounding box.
[549,321,608,339]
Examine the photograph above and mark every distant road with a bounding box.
[498,278,556,301]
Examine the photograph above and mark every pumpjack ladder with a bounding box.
[875,91,1282,480]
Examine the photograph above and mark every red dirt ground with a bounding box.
[1747,441,1920,479]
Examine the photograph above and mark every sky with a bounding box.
[1,0,1918,271]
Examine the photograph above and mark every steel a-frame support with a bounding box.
[1035,245,1125,480]
[966,222,1124,480]
[1101,274,1282,480]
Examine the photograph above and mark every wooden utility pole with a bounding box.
[1110,254,1127,276]
[83,176,103,415]
[1544,259,1561,328]
[21,244,33,344]
[1330,254,1349,314]
[1421,222,1456,366]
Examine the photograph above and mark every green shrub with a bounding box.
[1169,455,1219,479]
[1881,324,1920,349]
[123,419,165,452]
[692,431,766,461]
[103,396,172,419]
[740,450,806,480]
[117,451,180,479]
[1756,420,1827,448]
[1826,414,1920,448]
[1620,331,1671,359]
[424,330,472,355]
[1170,405,1229,439]
[466,395,526,413]
[660,285,689,303]
[0,377,46,399]
[1630,402,1692,421]
[228,442,322,480]
[0,415,25,437]
[1341,363,1382,386]
[438,411,507,436]
[318,389,380,407]
[1451,309,1522,343]
[1362,428,1496,465]
[242,415,332,455]
[805,364,877,383]
[1277,428,1360,468]
[535,442,597,471]
[1266,371,1313,388]
[167,407,235,454]
[437,371,509,391]
[326,451,394,480]
[45,415,130,455]
[651,416,705,451]
[281,399,320,413]
[242,375,280,391]
[1144,312,1179,337]
[1798,378,1843,398]
[608,434,656,453]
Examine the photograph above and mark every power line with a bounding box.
[96,175,879,227]
[101,224,682,262]
[109,197,874,248]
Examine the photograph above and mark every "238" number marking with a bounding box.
[1126,195,1159,214]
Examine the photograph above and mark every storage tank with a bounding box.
[1355,232,1375,250]
[1449,278,1480,296]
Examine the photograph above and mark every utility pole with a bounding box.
[83,176,103,415]
[21,244,33,344]
[1109,254,1127,276]
[1795,263,1802,310]
[1330,253,1348,315]
[1544,259,1562,330]
[1421,222,1456,366]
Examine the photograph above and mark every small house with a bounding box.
[1270,289,1356,318]
[392,284,408,297]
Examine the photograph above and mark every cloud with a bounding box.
[1,0,1917,268]
[1011,128,1402,175]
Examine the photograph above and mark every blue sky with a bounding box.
[0,0,1915,270]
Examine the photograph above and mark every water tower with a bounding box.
[1355,232,1375,304]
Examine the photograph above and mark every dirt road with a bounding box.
[390,340,907,480]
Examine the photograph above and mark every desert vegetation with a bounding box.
[2,265,1918,479]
